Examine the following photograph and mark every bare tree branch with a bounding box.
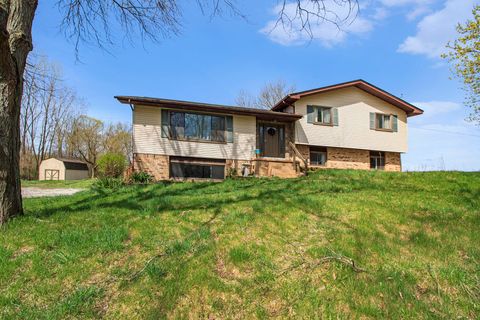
[270,0,359,42]
[236,80,296,110]
[56,0,247,58]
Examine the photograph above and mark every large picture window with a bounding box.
[169,111,226,142]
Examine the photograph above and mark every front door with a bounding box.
[259,124,285,158]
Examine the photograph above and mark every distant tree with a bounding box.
[68,116,104,178]
[442,5,480,124]
[236,80,296,110]
[0,0,359,224]
[19,56,82,179]
[103,123,132,162]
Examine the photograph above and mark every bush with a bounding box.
[93,177,125,190]
[130,171,153,184]
[97,153,126,178]
[226,167,238,178]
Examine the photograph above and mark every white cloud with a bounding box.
[260,0,373,47]
[412,100,461,117]
[372,7,390,20]
[379,0,434,21]
[405,6,431,20]
[380,0,432,7]
[398,0,476,58]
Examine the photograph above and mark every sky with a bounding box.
[32,0,480,171]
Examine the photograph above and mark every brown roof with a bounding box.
[44,157,89,171]
[53,157,87,164]
[271,79,424,117]
[115,96,302,122]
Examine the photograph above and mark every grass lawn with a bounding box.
[21,179,94,189]
[2,170,479,319]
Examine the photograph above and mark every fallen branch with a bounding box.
[279,252,367,276]
[127,252,167,282]
[311,255,367,273]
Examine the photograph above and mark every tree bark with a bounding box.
[0,0,38,225]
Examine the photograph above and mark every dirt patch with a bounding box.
[22,187,85,198]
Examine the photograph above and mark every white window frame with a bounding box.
[376,113,393,131]
[316,107,333,125]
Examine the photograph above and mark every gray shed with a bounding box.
[38,157,89,180]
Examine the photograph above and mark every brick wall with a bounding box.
[385,152,401,171]
[225,159,252,177]
[252,159,298,178]
[134,153,169,181]
[327,147,370,170]
[134,148,401,182]
[295,144,310,162]
[294,145,402,172]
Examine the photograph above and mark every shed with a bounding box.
[38,157,89,180]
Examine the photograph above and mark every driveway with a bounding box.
[22,187,85,198]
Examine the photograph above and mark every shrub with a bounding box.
[93,177,125,190]
[226,167,238,178]
[97,153,126,178]
[130,171,153,184]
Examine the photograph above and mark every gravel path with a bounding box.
[22,187,85,198]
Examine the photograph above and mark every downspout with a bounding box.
[129,100,135,172]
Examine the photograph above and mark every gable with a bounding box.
[295,86,408,117]
[272,80,423,117]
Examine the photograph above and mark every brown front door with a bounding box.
[259,124,285,158]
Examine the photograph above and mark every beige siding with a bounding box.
[294,87,408,153]
[133,105,257,160]
[38,158,66,180]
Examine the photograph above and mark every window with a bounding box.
[170,111,185,139]
[170,157,225,179]
[376,114,392,130]
[307,106,338,126]
[317,107,332,124]
[370,151,385,170]
[169,111,226,142]
[310,147,327,166]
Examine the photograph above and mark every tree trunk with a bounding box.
[0,0,38,225]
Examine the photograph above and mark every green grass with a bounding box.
[21,179,94,189]
[2,170,479,319]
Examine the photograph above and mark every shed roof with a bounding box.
[44,157,89,170]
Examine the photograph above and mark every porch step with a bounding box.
[252,159,301,178]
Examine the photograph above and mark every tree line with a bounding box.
[20,56,131,180]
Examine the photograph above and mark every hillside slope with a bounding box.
[1,170,479,319]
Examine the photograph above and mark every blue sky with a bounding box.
[32,0,479,171]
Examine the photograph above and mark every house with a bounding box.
[115,80,423,180]
[38,157,89,180]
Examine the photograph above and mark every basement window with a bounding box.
[169,157,225,180]
[310,147,327,166]
[370,151,385,170]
